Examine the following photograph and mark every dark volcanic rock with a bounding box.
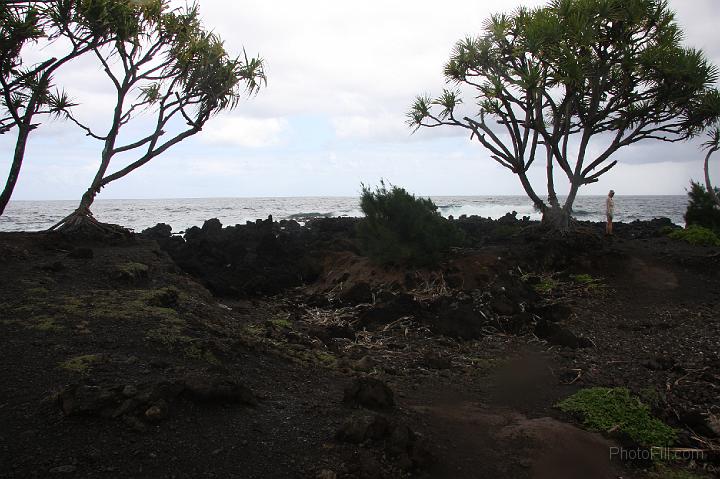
[140,223,172,240]
[58,374,255,426]
[335,414,432,471]
[343,377,395,410]
[425,296,489,340]
[358,293,420,328]
[534,320,592,349]
[149,217,354,296]
[335,414,391,443]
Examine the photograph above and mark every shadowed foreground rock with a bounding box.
[343,377,395,410]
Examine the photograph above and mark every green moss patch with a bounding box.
[28,315,64,332]
[570,273,600,285]
[668,225,720,247]
[114,262,150,282]
[268,318,292,328]
[557,387,676,447]
[533,276,560,294]
[59,354,101,373]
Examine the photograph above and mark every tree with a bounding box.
[49,0,265,233]
[702,127,720,207]
[357,181,464,266]
[408,0,720,230]
[0,1,100,216]
[683,181,720,233]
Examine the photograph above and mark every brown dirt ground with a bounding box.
[0,229,718,478]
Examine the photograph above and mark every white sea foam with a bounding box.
[0,195,688,232]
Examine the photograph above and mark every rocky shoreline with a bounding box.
[1,215,719,478]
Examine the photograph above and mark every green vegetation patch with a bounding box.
[533,276,560,294]
[183,343,220,365]
[29,315,65,332]
[668,225,720,247]
[26,287,50,297]
[59,354,101,373]
[557,387,676,447]
[88,289,181,323]
[114,262,150,282]
[570,273,597,284]
[683,181,720,234]
[570,273,604,290]
[268,318,292,328]
[356,181,464,267]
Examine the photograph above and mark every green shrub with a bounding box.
[557,387,676,447]
[668,225,720,247]
[356,181,464,266]
[684,182,720,233]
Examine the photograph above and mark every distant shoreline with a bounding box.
[5,194,688,203]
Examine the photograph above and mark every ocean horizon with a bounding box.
[0,195,689,233]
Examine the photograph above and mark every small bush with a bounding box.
[557,387,676,447]
[684,182,720,233]
[668,225,720,247]
[356,181,464,266]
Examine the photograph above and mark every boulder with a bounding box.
[425,296,489,340]
[343,377,395,410]
[140,223,172,240]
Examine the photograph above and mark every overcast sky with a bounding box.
[2,0,720,201]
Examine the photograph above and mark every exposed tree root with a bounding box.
[48,207,132,239]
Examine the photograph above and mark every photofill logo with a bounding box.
[609,446,707,461]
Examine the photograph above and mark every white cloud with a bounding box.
[332,113,408,141]
[6,0,720,200]
[199,116,288,148]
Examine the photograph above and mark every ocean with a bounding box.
[0,195,688,233]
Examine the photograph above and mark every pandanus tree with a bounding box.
[702,127,720,207]
[50,0,265,233]
[408,0,720,230]
[0,1,101,216]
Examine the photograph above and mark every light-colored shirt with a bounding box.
[606,196,615,216]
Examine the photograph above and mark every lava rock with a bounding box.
[144,399,169,422]
[141,222,173,239]
[425,296,488,340]
[534,320,591,349]
[343,377,395,410]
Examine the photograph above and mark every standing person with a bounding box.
[605,190,615,235]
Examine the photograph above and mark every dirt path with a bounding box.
[410,396,624,479]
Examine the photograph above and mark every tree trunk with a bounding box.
[0,126,30,216]
[546,146,560,209]
[541,205,571,231]
[541,178,581,233]
[704,146,720,207]
[516,169,547,214]
[47,176,129,236]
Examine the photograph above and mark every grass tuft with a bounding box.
[557,387,676,447]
